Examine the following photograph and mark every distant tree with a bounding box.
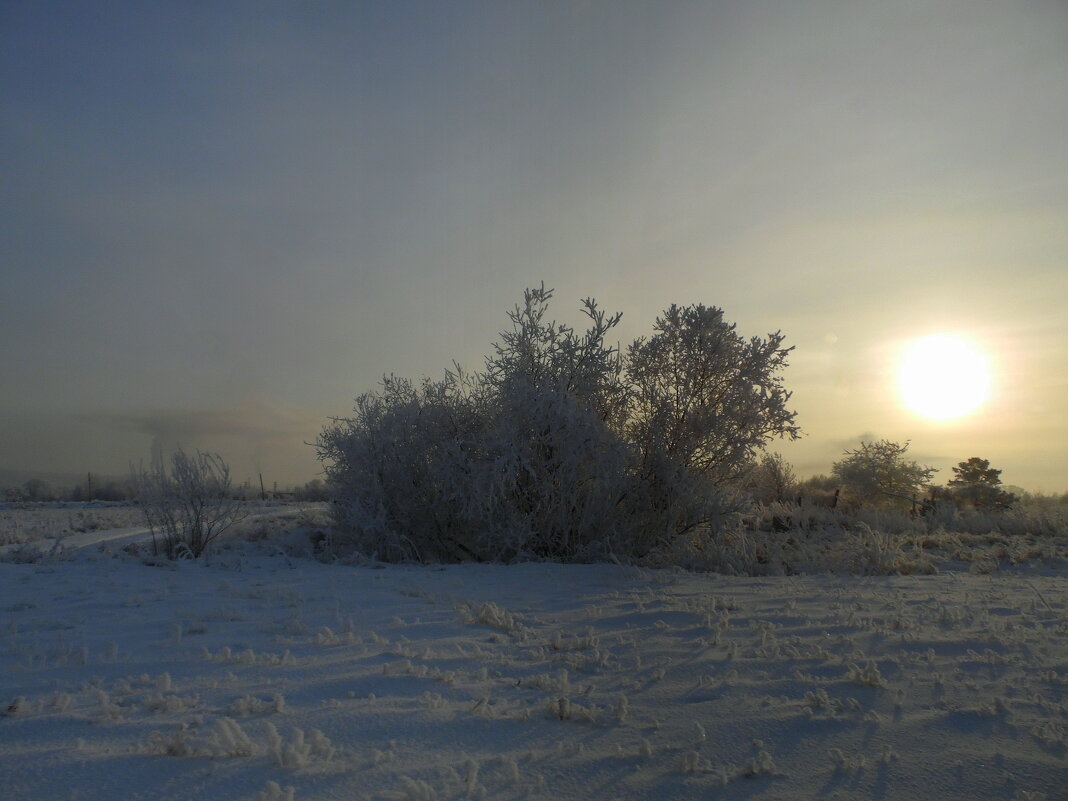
[295,478,329,502]
[65,476,131,502]
[3,485,28,503]
[832,440,936,508]
[65,482,90,502]
[22,478,55,502]
[96,480,131,502]
[946,457,1016,510]
[795,473,841,508]
[949,457,1001,487]
[744,452,798,504]
[800,474,838,492]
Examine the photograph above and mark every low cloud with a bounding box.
[827,432,877,452]
[84,402,325,486]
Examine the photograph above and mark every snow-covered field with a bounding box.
[0,504,146,548]
[1,510,1066,800]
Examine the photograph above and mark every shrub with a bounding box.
[318,370,491,561]
[318,287,799,563]
[318,364,640,562]
[133,449,249,558]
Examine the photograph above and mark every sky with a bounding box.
[2,0,1066,492]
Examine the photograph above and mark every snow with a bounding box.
[1,520,1066,800]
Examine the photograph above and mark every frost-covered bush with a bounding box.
[832,440,936,509]
[133,449,249,558]
[318,286,799,563]
[318,352,641,561]
[317,370,497,562]
[485,380,639,559]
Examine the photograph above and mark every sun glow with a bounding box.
[898,334,992,421]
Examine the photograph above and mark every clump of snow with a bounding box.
[265,722,338,770]
[463,601,523,633]
[845,659,887,687]
[228,693,287,717]
[828,746,866,774]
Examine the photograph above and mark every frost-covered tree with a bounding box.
[133,448,249,558]
[318,287,800,562]
[831,440,936,508]
[626,304,800,487]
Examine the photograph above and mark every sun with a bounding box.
[898,334,992,421]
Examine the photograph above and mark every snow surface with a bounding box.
[1,531,1066,800]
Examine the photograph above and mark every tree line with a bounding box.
[2,475,330,504]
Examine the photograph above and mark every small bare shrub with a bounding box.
[133,449,249,559]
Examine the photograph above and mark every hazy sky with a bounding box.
[3,1,1066,491]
